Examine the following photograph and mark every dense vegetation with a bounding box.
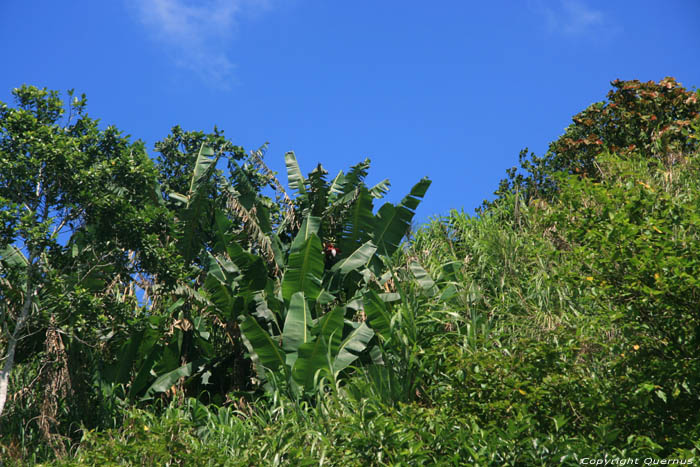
[1,78,699,465]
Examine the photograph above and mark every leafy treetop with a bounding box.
[490,77,700,206]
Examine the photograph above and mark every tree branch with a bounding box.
[0,251,37,418]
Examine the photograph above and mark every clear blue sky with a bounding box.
[2,1,699,222]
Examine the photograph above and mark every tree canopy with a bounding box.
[491,77,700,205]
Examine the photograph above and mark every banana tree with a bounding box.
[241,291,374,395]
[279,152,431,299]
[236,155,431,396]
[97,141,248,401]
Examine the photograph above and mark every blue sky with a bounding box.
[2,0,699,222]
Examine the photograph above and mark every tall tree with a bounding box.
[0,86,175,418]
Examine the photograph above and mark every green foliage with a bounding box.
[237,161,431,397]
[281,233,325,302]
[4,79,700,465]
[543,152,700,441]
[83,133,431,410]
[491,78,700,204]
[0,86,179,457]
[412,128,700,455]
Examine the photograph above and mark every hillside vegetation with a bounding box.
[1,78,699,465]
